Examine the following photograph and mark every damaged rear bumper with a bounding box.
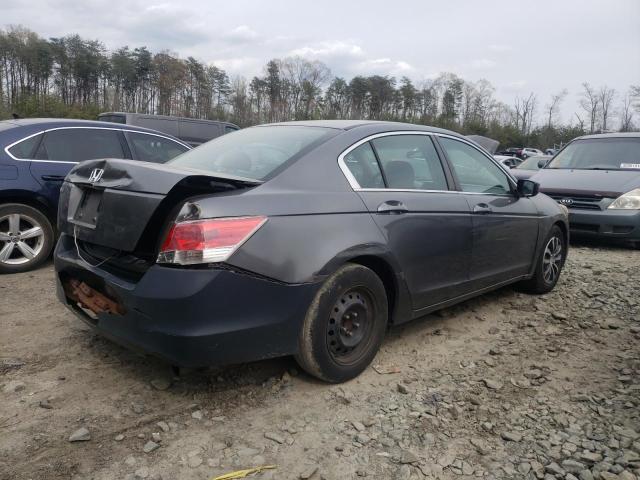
[54,234,318,367]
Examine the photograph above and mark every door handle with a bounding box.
[41,175,65,182]
[377,200,409,214]
[473,203,492,214]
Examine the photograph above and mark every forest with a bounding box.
[1,26,638,149]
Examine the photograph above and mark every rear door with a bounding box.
[340,132,473,311]
[29,127,129,205]
[437,135,539,290]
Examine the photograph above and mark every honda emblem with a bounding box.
[88,168,104,183]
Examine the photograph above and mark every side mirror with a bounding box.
[537,159,547,168]
[517,179,539,197]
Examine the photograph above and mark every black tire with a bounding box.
[518,225,566,294]
[295,263,388,383]
[0,203,54,274]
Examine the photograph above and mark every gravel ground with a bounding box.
[1,242,639,480]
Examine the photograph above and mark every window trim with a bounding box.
[6,132,44,160]
[4,126,190,164]
[338,131,458,193]
[338,131,511,194]
[342,140,387,189]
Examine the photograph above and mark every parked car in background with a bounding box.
[531,133,640,247]
[98,112,240,147]
[521,147,545,159]
[0,118,190,273]
[497,147,523,157]
[494,155,521,168]
[511,155,551,180]
[466,135,499,154]
[498,147,545,160]
[545,148,558,156]
[54,120,568,383]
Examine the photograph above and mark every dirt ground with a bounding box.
[1,242,639,480]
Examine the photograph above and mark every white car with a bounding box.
[494,155,520,169]
[521,148,544,158]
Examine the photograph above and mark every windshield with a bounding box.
[169,125,336,180]
[547,137,640,170]
[518,155,548,170]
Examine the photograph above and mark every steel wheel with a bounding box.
[326,287,376,365]
[296,264,388,382]
[0,213,46,266]
[542,235,563,284]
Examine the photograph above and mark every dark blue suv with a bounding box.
[0,119,190,273]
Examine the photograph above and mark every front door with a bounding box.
[437,136,540,290]
[341,133,473,310]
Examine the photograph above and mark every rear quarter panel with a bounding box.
[182,186,392,283]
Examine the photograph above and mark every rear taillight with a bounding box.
[157,216,267,265]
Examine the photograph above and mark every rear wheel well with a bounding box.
[554,221,568,245]
[347,255,396,323]
[0,195,56,229]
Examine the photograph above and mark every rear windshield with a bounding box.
[168,126,336,180]
[547,138,640,170]
[98,114,126,124]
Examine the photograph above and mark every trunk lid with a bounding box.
[58,158,260,253]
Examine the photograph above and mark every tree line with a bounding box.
[1,26,639,149]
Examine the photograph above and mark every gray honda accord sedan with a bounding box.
[54,121,568,382]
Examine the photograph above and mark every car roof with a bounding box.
[255,119,467,137]
[577,132,640,140]
[99,112,239,128]
[0,118,187,143]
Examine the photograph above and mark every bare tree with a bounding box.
[514,93,537,135]
[573,113,586,132]
[579,82,600,133]
[598,85,616,132]
[619,91,635,132]
[545,89,567,128]
[630,85,640,113]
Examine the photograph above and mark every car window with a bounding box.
[343,142,384,188]
[371,135,448,190]
[98,114,126,124]
[169,126,336,181]
[7,133,43,159]
[440,137,512,195]
[138,117,179,136]
[35,128,125,162]
[128,132,189,163]
[225,126,239,134]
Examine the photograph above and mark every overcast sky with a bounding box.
[4,0,639,124]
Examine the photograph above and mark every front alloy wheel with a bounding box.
[542,236,563,284]
[518,225,566,294]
